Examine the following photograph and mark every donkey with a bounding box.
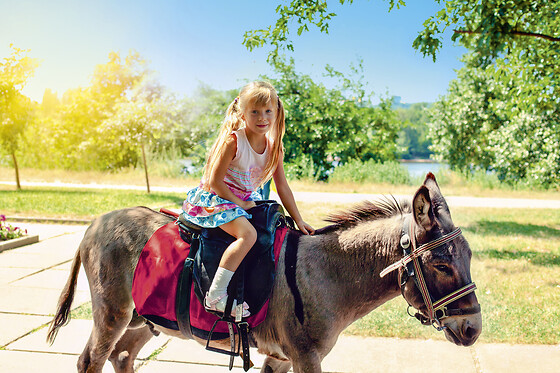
[47,173,481,372]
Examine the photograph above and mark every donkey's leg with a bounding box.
[290,352,322,373]
[77,303,133,373]
[261,356,292,373]
[108,325,154,373]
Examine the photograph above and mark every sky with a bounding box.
[0,0,467,104]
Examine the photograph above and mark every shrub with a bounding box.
[328,159,411,185]
[0,215,27,241]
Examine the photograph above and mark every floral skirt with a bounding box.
[181,184,263,228]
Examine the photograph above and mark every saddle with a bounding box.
[187,200,286,315]
[132,201,290,371]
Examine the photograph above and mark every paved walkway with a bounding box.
[2,180,560,209]
[1,223,559,372]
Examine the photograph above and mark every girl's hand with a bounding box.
[240,200,257,211]
[296,220,315,235]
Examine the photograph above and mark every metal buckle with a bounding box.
[435,307,448,320]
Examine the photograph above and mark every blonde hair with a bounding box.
[202,81,285,190]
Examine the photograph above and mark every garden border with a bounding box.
[0,234,39,253]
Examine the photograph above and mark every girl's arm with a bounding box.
[207,134,256,211]
[272,152,315,235]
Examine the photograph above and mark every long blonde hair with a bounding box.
[202,81,285,190]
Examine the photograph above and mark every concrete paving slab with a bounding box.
[322,336,476,373]
[0,250,67,270]
[0,350,113,372]
[0,242,78,270]
[0,267,36,284]
[12,232,84,258]
[138,359,260,373]
[157,337,265,369]
[0,285,90,314]
[9,266,90,292]
[13,222,88,240]
[0,313,51,347]
[474,342,560,373]
[7,319,172,361]
[7,319,94,355]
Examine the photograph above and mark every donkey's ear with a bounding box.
[413,185,436,232]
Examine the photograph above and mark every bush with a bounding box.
[0,215,27,241]
[328,159,411,185]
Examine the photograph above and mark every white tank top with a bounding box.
[223,128,269,193]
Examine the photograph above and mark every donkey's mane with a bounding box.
[316,195,411,234]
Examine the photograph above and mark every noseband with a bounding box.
[380,216,480,331]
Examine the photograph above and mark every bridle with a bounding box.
[380,215,480,331]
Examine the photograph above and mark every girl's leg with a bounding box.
[217,216,257,271]
[205,217,257,315]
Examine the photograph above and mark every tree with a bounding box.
[243,1,559,63]
[395,103,432,159]
[51,51,151,171]
[0,46,38,189]
[97,81,179,193]
[429,53,560,188]
[263,59,399,180]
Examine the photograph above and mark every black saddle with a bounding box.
[189,200,286,313]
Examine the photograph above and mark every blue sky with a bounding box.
[1,0,466,103]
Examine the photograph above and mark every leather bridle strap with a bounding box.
[380,227,462,278]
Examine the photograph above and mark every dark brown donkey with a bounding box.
[47,173,481,372]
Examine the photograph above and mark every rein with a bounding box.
[380,216,479,331]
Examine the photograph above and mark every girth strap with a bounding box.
[175,235,199,340]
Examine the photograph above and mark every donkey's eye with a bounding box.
[434,264,454,276]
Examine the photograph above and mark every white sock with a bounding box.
[208,267,234,300]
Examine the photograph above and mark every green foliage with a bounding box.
[395,103,432,159]
[264,58,400,180]
[415,0,560,62]
[429,53,560,188]
[243,0,405,61]
[0,45,39,189]
[328,159,411,185]
[0,214,28,241]
[246,1,559,64]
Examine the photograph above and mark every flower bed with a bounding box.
[1,214,28,241]
[0,215,39,252]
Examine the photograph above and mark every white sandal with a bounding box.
[204,292,250,318]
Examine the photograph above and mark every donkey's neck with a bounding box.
[298,216,405,326]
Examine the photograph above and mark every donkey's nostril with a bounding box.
[462,320,481,344]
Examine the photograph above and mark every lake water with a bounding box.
[402,161,448,178]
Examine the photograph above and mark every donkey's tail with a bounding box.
[46,248,82,345]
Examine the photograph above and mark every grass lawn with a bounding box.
[1,172,559,345]
[0,186,185,220]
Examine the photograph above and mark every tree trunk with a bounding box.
[141,142,150,194]
[11,151,21,190]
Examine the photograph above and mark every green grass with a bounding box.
[0,186,184,220]
[70,302,93,320]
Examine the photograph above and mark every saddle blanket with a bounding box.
[131,221,287,338]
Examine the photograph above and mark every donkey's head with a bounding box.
[400,173,482,346]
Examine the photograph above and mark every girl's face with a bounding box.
[241,99,277,137]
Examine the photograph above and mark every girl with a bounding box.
[182,81,314,317]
